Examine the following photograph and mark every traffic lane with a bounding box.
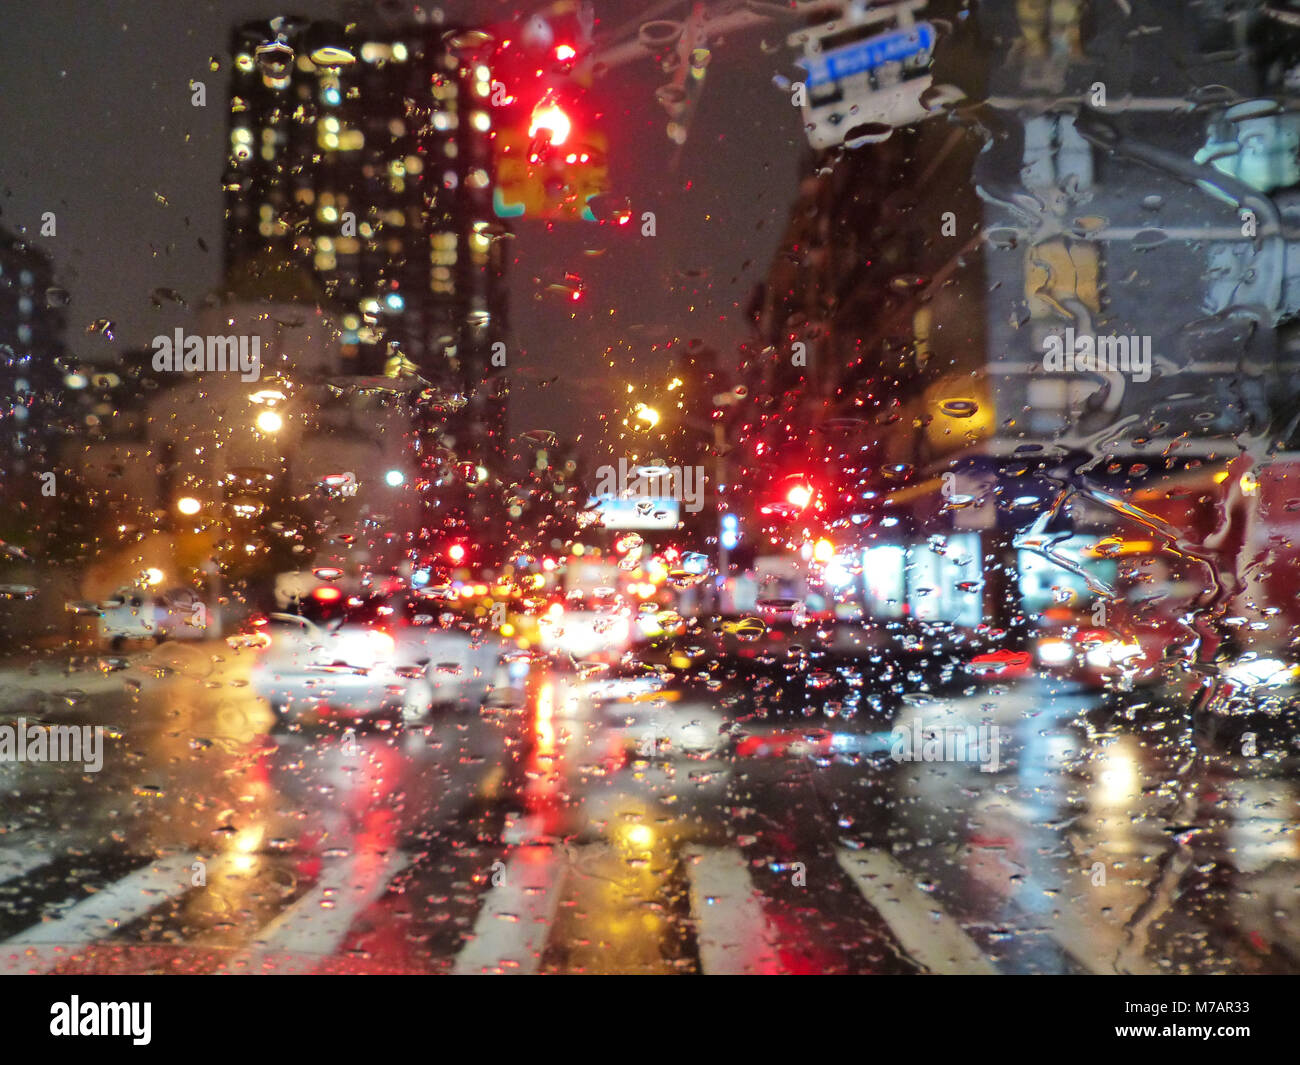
[750,678,1300,974]
[470,669,922,974]
[0,640,531,882]
[5,651,1297,974]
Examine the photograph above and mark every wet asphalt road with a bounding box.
[0,639,1297,975]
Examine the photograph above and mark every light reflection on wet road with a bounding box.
[0,642,1296,974]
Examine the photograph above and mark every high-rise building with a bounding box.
[222,14,509,479]
[0,226,65,493]
[746,0,1300,630]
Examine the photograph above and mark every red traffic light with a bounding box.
[529,96,572,149]
[760,476,820,519]
[447,543,467,564]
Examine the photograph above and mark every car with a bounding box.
[96,587,209,650]
[1030,604,1187,690]
[534,591,633,661]
[244,591,509,725]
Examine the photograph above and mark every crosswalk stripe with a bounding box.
[0,852,204,973]
[229,850,411,974]
[0,847,59,886]
[834,848,999,974]
[685,845,784,975]
[452,844,565,974]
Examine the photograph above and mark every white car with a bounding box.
[245,592,508,724]
[535,594,633,661]
[96,587,208,650]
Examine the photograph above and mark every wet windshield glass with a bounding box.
[2,0,1300,987]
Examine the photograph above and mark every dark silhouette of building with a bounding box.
[0,226,65,493]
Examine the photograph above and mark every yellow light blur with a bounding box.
[1096,742,1141,808]
[177,496,201,516]
[1240,471,1260,495]
[255,410,283,433]
[1083,538,1157,559]
[813,538,834,563]
[536,682,555,754]
[634,403,660,428]
[144,568,165,586]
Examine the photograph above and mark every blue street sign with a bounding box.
[798,22,935,88]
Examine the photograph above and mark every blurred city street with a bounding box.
[2,637,1296,976]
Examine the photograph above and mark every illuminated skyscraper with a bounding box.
[222,14,508,477]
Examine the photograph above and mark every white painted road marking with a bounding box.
[0,852,204,973]
[685,845,784,975]
[233,850,410,974]
[835,848,999,974]
[453,844,566,974]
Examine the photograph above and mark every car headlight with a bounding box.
[1084,640,1143,670]
[1036,638,1073,665]
[329,630,395,668]
[1222,657,1300,688]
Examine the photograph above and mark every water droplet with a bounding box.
[255,40,294,88]
[939,398,979,418]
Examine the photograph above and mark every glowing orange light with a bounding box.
[313,586,342,602]
[813,538,834,563]
[529,100,571,147]
[786,484,813,508]
[447,543,466,563]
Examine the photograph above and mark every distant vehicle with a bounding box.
[788,0,960,150]
[97,587,208,650]
[1031,603,1182,690]
[273,569,404,611]
[535,591,632,661]
[1016,527,1203,691]
[243,590,509,724]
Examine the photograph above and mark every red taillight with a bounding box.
[447,544,467,563]
[313,586,342,602]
